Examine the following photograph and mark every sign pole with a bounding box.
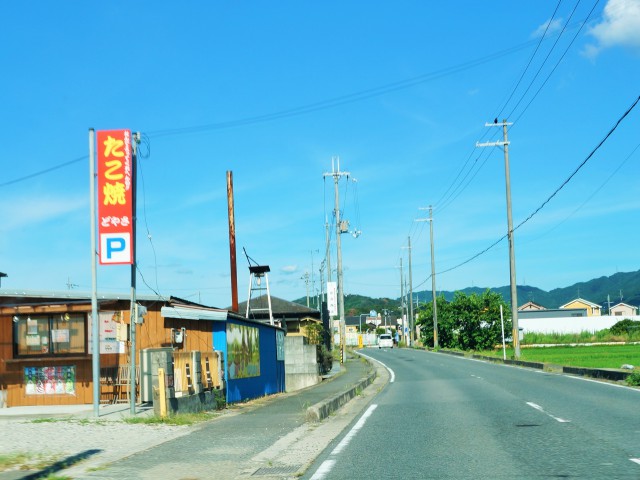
[89,128,100,417]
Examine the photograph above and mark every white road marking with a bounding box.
[332,404,378,454]
[309,404,378,479]
[630,458,640,466]
[356,352,395,383]
[526,402,570,423]
[309,459,336,480]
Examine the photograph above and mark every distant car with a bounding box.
[378,333,393,349]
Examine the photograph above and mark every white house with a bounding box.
[610,302,638,317]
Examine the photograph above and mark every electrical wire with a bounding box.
[511,0,601,125]
[434,94,640,279]
[0,155,87,188]
[494,0,565,120]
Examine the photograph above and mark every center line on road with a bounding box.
[526,402,571,423]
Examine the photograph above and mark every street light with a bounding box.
[359,313,368,333]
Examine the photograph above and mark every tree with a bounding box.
[417,289,510,351]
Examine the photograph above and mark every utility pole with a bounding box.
[417,206,438,347]
[403,236,414,346]
[428,206,438,348]
[302,272,310,307]
[399,258,405,343]
[325,217,332,284]
[310,249,318,308]
[477,119,519,358]
[129,132,141,415]
[323,157,350,363]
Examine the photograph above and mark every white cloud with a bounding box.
[585,0,640,57]
[280,265,298,274]
[532,18,563,38]
[0,195,85,232]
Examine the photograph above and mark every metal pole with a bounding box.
[89,128,100,418]
[429,206,438,348]
[129,133,139,415]
[502,120,520,359]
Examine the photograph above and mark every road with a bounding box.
[304,348,640,479]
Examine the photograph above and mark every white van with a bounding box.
[378,333,393,349]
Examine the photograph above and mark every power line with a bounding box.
[146,42,538,139]
[432,94,640,280]
[0,155,87,188]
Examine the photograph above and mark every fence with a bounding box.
[100,365,140,404]
[173,350,223,397]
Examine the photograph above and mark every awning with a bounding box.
[161,306,229,322]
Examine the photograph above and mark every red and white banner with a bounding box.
[96,130,133,265]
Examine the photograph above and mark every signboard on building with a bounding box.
[327,281,338,317]
[97,129,133,265]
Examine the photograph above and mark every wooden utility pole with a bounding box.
[227,171,238,312]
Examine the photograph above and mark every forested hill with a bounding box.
[293,269,640,313]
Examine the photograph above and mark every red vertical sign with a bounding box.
[96,130,133,265]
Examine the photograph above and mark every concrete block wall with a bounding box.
[284,336,320,392]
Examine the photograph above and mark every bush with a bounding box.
[317,345,333,375]
[610,319,640,336]
[626,371,640,387]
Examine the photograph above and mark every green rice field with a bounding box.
[481,344,640,369]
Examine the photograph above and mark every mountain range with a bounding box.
[294,269,640,315]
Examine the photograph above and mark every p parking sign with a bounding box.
[96,130,133,265]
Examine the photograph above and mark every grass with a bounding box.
[480,344,640,369]
[123,411,218,426]
[0,452,63,473]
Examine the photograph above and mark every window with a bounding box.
[14,313,87,357]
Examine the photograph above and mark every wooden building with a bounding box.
[0,291,284,408]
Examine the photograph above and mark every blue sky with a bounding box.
[1,1,639,308]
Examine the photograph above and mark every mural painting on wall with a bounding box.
[227,323,260,379]
[24,366,76,396]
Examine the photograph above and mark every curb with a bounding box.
[432,348,633,383]
[305,365,376,422]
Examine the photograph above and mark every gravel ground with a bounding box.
[0,414,195,476]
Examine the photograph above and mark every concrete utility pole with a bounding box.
[477,119,520,358]
[302,272,310,307]
[404,236,414,346]
[418,206,438,348]
[325,217,332,284]
[399,258,405,343]
[323,157,350,363]
[428,207,438,348]
[129,132,141,415]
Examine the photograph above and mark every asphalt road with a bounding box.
[304,347,640,479]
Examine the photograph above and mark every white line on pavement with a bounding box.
[630,458,640,466]
[309,459,336,480]
[526,401,571,423]
[308,404,378,479]
[357,352,395,382]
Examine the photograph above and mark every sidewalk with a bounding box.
[0,351,387,480]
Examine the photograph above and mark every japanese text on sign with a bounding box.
[97,130,133,265]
